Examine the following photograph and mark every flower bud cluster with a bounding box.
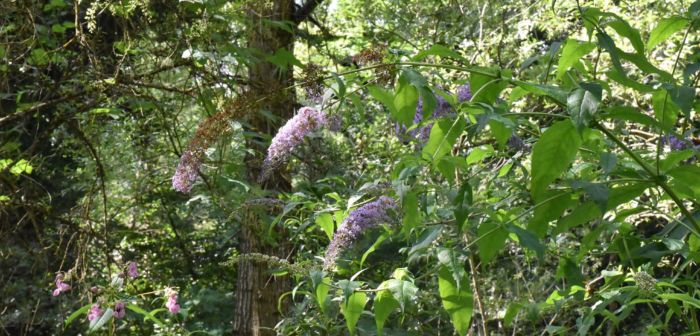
[398,84,471,142]
[260,107,335,181]
[324,196,398,270]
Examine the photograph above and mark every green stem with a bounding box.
[466,192,570,249]
[593,121,700,235]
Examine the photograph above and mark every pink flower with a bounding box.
[114,301,126,319]
[126,261,138,278]
[260,107,334,181]
[87,304,102,321]
[52,274,70,297]
[165,293,180,314]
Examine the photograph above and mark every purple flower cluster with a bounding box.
[52,274,70,297]
[398,84,472,142]
[88,304,102,321]
[126,261,138,279]
[457,84,473,102]
[323,196,398,270]
[260,107,334,181]
[664,135,693,151]
[507,134,526,152]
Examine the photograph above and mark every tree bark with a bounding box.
[233,0,297,335]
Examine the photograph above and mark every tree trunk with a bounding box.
[233,0,296,335]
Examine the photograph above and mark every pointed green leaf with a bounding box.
[422,116,466,163]
[315,213,335,241]
[508,224,545,261]
[528,190,572,237]
[341,291,367,336]
[568,82,602,132]
[394,75,419,126]
[65,304,91,327]
[607,19,645,55]
[401,192,421,235]
[647,16,689,50]
[557,39,596,79]
[438,266,473,336]
[477,221,509,264]
[360,232,388,268]
[653,89,680,131]
[368,85,397,116]
[530,120,581,200]
[374,282,400,335]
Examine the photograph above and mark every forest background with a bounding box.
[1,0,699,335]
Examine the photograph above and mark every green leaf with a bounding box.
[438,266,473,336]
[573,181,609,212]
[315,213,335,241]
[668,85,695,117]
[647,16,689,50]
[556,256,584,285]
[603,105,661,129]
[511,80,567,106]
[466,145,494,165]
[374,282,400,335]
[65,304,91,327]
[658,293,700,310]
[596,32,624,75]
[315,277,331,314]
[653,89,680,131]
[413,44,466,62]
[422,116,467,163]
[341,291,367,336]
[667,166,700,199]
[454,182,473,229]
[508,224,545,261]
[368,85,397,117]
[408,226,442,257]
[557,39,596,79]
[437,248,466,289]
[29,48,49,66]
[568,82,602,132]
[530,120,581,201]
[332,73,347,98]
[401,192,421,235]
[659,149,694,173]
[606,69,654,93]
[504,302,523,327]
[360,232,388,268]
[418,86,438,118]
[126,304,166,327]
[265,48,302,71]
[607,19,645,55]
[528,190,572,237]
[381,279,418,312]
[394,75,419,126]
[489,119,512,148]
[477,221,509,264]
[470,70,507,104]
[337,279,362,304]
[600,152,617,174]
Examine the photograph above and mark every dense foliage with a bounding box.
[1,0,699,335]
